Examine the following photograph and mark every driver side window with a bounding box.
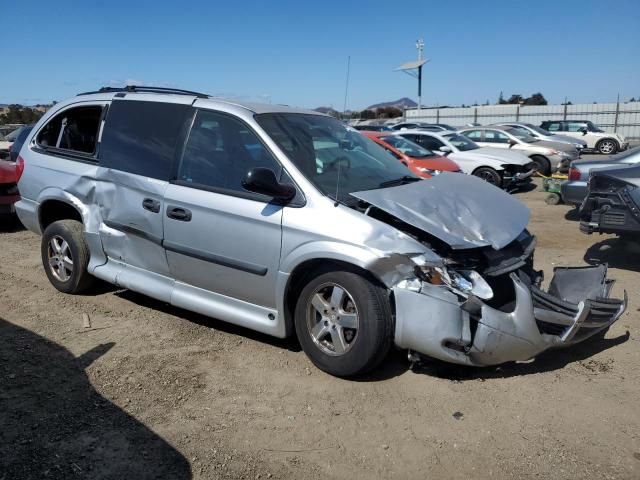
[178,110,281,194]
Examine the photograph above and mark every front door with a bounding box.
[162,108,285,309]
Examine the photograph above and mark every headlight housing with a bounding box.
[417,168,443,175]
[417,266,494,300]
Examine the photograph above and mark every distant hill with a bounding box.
[366,97,417,110]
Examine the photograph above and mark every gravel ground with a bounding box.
[1,178,639,479]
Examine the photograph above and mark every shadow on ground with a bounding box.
[0,215,25,233]
[584,237,640,272]
[115,290,302,353]
[0,318,191,479]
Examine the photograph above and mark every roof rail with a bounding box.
[77,85,209,99]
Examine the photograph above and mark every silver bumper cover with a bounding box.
[393,266,627,366]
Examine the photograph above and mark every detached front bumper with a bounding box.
[393,265,626,366]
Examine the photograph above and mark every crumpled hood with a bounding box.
[351,173,530,250]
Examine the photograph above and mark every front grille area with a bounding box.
[604,212,626,226]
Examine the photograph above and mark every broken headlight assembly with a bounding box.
[416,265,493,300]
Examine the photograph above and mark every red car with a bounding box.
[0,158,22,216]
[363,131,460,179]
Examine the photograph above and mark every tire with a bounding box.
[530,155,551,176]
[294,267,393,377]
[472,167,502,186]
[41,219,95,294]
[597,139,618,155]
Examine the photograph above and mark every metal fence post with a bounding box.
[436,109,440,123]
[516,105,520,122]
[563,102,567,121]
[614,95,620,133]
[474,108,478,124]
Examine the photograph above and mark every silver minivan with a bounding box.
[15,86,626,377]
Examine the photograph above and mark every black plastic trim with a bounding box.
[163,240,268,276]
[103,220,163,246]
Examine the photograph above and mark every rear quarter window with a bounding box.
[100,100,191,180]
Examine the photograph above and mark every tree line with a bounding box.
[0,105,48,125]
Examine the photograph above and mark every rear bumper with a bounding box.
[393,265,626,366]
[560,180,587,206]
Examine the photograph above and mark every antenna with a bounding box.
[342,56,351,119]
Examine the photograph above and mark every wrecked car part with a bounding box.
[351,173,530,250]
[394,265,626,366]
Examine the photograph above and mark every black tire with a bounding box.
[530,155,551,176]
[41,219,95,294]
[597,139,618,155]
[472,167,502,186]
[294,267,393,377]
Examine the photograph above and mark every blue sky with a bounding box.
[2,0,639,109]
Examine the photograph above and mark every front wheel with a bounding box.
[597,139,618,155]
[294,268,393,377]
[473,167,502,186]
[530,155,551,176]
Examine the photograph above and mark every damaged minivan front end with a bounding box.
[351,175,627,366]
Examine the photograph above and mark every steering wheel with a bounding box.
[324,155,351,172]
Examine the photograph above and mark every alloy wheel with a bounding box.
[599,140,616,154]
[306,282,359,356]
[47,235,74,282]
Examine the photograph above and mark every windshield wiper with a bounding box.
[378,176,421,188]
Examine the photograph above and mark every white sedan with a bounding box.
[397,130,536,188]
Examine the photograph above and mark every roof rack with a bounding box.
[77,85,209,99]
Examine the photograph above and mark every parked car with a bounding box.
[362,131,460,179]
[562,147,640,206]
[352,124,392,132]
[0,133,12,159]
[494,122,587,152]
[540,120,628,155]
[459,126,579,175]
[0,159,21,216]
[16,86,626,377]
[398,130,536,188]
[580,163,640,237]
[390,122,455,132]
[8,125,34,163]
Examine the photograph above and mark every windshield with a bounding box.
[505,128,538,143]
[444,133,479,151]
[255,113,417,202]
[587,121,605,133]
[382,135,435,158]
[523,124,551,136]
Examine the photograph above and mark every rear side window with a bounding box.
[546,122,561,132]
[100,100,191,180]
[36,105,103,156]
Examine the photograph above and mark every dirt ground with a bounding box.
[1,176,639,479]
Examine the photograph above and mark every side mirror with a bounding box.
[508,139,517,147]
[580,128,588,135]
[439,146,452,154]
[242,167,296,201]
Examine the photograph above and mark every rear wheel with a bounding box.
[294,268,393,377]
[41,219,95,294]
[473,167,502,186]
[597,139,618,155]
[530,155,551,176]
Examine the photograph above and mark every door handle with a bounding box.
[142,198,161,213]
[166,206,192,222]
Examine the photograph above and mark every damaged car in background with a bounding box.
[15,87,627,378]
